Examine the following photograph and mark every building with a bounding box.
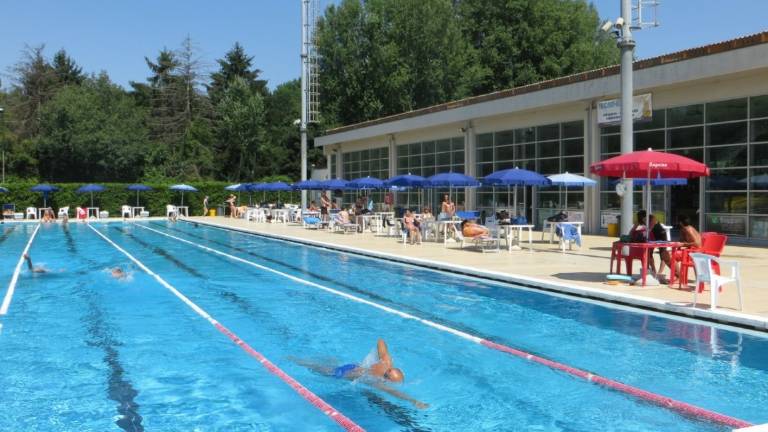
[316,31,768,242]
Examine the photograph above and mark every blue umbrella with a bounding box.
[126,184,153,207]
[385,174,429,209]
[294,180,324,190]
[320,178,350,190]
[547,172,597,211]
[225,183,250,191]
[264,181,293,204]
[76,184,107,208]
[482,168,550,216]
[30,184,60,207]
[169,184,198,206]
[0,187,8,193]
[426,172,479,210]
[349,176,385,190]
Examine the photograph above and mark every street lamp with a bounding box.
[0,106,5,185]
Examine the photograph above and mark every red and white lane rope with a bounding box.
[1,223,41,316]
[137,223,753,430]
[89,225,364,432]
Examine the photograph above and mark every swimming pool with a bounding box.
[1,220,766,431]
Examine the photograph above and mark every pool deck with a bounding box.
[188,216,768,332]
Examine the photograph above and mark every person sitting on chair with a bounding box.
[461,219,490,238]
[404,210,422,245]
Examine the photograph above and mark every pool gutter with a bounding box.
[194,219,768,333]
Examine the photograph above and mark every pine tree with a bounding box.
[52,49,84,86]
[207,42,267,104]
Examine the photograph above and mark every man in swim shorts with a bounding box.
[295,339,427,409]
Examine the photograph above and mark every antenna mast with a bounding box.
[300,0,320,209]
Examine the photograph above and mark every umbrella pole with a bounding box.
[136,191,140,207]
[90,192,94,208]
[564,185,568,213]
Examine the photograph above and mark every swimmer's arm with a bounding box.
[24,256,33,271]
[369,380,428,409]
[289,357,336,377]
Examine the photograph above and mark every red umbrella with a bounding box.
[590,148,709,178]
[590,149,710,234]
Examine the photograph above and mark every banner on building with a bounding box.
[597,93,653,126]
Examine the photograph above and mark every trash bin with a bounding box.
[208,209,216,217]
[217,205,226,217]
[607,223,619,237]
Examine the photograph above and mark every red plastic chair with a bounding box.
[678,232,727,290]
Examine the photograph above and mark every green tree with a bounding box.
[52,49,84,86]
[35,73,150,182]
[214,76,267,181]
[456,0,618,93]
[208,42,267,104]
[316,0,480,126]
[11,45,59,138]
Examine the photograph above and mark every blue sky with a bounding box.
[0,1,766,91]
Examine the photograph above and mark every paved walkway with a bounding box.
[190,216,768,330]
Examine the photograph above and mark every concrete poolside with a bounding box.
[192,216,768,330]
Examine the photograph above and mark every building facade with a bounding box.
[316,32,768,242]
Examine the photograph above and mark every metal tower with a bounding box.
[300,0,320,209]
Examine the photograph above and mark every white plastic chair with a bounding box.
[58,206,69,218]
[689,253,743,311]
[121,205,132,219]
[26,207,37,219]
[166,205,178,218]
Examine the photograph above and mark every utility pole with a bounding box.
[300,0,309,210]
[0,107,5,185]
[619,0,635,235]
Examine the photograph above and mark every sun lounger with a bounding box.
[454,228,500,253]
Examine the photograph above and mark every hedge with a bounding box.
[0,181,301,217]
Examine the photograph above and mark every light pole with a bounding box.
[619,0,635,235]
[0,106,5,185]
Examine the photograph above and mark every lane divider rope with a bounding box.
[88,224,364,432]
[136,222,752,430]
[1,224,42,316]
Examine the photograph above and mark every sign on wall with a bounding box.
[597,93,653,126]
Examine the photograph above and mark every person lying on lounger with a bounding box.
[294,339,428,409]
[461,219,490,238]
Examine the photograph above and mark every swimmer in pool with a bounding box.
[294,339,428,409]
[23,253,47,273]
[111,267,127,280]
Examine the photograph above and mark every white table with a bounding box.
[87,207,100,219]
[542,221,584,243]
[271,208,289,223]
[441,220,461,247]
[177,206,189,217]
[500,224,535,251]
[132,206,145,218]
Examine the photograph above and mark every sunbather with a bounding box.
[404,210,421,244]
[461,219,490,238]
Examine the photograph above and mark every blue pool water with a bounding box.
[0,220,766,431]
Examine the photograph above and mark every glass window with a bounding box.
[707,122,748,146]
[668,147,703,162]
[452,150,465,165]
[634,109,665,130]
[495,130,514,146]
[668,126,703,148]
[538,141,559,158]
[601,192,621,210]
[563,157,584,173]
[477,133,493,149]
[707,193,747,213]
[601,125,620,134]
[635,130,665,150]
[751,119,768,143]
[708,169,747,190]
[514,127,535,143]
[601,134,620,153]
[668,104,703,127]
[752,143,768,166]
[562,138,584,156]
[398,144,409,157]
[496,145,514,161]
[397,156,408,170]
[451,137,464,151]
[477,147,493,163]
[706,145,747,168]
[706,214,747,236]
[751,168,768,189]
[537,158,560,174]
[436,152,451,165]
[409,143,421,154]
[422,153,435,167]
[422,141,435,154]
[409,154,420,167]
[477,163,495,177]
[360,160,369,172]
[750,216,768,238]
[706,98,748,123]
[751,193,768,214]
[537,124,559,141]
[516,143,535,160]
[495,160,516,171]
[751,95,768,119]
[562,121,583,139]
[436,139,452,152]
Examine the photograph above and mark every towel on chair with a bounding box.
[556,223,581,247]
[305,216,320,224]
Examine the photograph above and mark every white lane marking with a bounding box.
[1,224,42,316]
[137,223,485,344]
[87,225,364,431]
